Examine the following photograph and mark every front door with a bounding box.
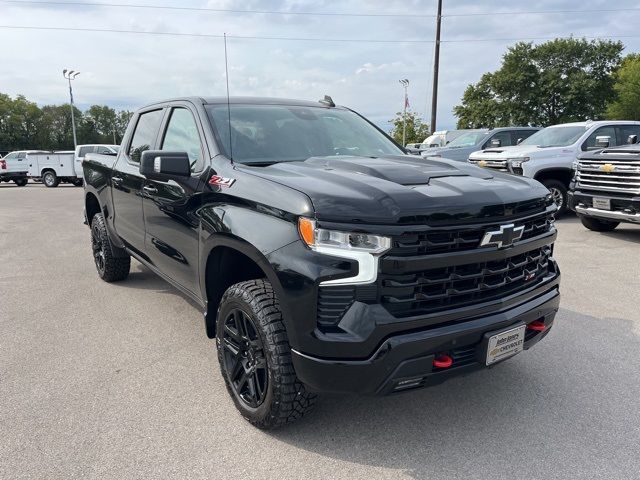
[111,108,164,256]
[142,105,205,294]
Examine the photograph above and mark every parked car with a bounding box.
[404,142,423,154]
[569,138,640,230]
[0,150,48,186]
[82,96,559,429]
[420,127,539,162]
[27,151,83,187]
[468,121,640,214]
[74,144,119,178]
[420,130,470,149]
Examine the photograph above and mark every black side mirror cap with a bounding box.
[140,151,191,180]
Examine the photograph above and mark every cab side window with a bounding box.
[78,146,94,157]
[160,108,203,172]
[486,131,512,148]
[617,125,640,144]
[582,126,616,150]
[128,109,164,163]
[513,130,536,144]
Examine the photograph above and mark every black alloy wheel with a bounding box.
[91,221,106,276]
[221,308,268,408]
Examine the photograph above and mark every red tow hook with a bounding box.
[527,320,547,332]
[433,353,453,369]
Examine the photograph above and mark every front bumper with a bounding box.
[569,190,640,224]
[292,285,559,395]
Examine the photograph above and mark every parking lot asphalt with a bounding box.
[1,182,640,480]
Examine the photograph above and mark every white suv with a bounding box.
[468,121,640,214]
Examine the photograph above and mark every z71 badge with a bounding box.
[208,175,236,187]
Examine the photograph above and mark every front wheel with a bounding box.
[579,215,620,232]
[216,279,316,429]
[541,179,568,215]
[42,171,59,188]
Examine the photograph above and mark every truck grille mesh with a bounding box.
[380,245,552,318]
[577,155,640,195]
[389,211,553,256]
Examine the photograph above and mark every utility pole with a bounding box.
[399,79,409,147]
[62,69,80,149]
[430,0,443,133]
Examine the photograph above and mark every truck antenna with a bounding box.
[224,33,233,161]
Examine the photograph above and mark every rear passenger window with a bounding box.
[128,109,164,163]
[161,108,203,172]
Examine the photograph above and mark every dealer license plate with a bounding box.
[592,197,611,210]
[485,325,526,366]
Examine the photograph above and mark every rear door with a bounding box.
[142,104,205,293]
[111,109,165,256]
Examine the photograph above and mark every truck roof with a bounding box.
[547,120,640,128]
[142,96,338,109]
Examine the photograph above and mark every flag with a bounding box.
[404,94,410,109]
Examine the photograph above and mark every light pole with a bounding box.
[399,79,409,147]
[62,69,80,149]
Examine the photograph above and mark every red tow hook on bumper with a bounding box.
[433,353,453,369]
[527,320,547,332]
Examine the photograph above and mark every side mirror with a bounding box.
[140,151,190,180]
[628,134,638,144]
[490,138,502,148]
[595,135,610,148]
[516,137,523,145]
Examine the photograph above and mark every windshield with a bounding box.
[206,104,403,164]
[447,131,488,148]
[521,126,585,147]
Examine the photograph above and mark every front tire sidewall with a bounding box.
[43,172,58,188]
[542,180,568,215]
[216,298,274,421]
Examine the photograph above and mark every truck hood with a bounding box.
[241,155,549,225]
[469,144,572,160]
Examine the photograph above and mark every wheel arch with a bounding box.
[533,168,573,187]
[85,192,101,226]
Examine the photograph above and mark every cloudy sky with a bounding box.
[2,0,639,130]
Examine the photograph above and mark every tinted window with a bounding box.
[17,152,25,159]
[513,130,537,144]
[78,146,94,157]
[161,108,203,172]
[96,146,114,154]
[206,104,403,164]
[582,126,617,151]
[617,125,640,145]
[128,109,164,163]
[486,131,512,148]
[448,131,489,148]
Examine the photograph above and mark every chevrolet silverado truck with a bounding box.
[569,141,640,230]
[468,121,640,215]
[82,96,560,429]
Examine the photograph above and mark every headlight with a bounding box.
[298,218,391,254]
[508,157,530,168]
[298,218,391,285]
[571,160,579,171]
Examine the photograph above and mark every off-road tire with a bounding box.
[579,215,619,232]
[42,171,59,188]
[216,279,316,429]
[91,213,130,282]
[13,178,28,187]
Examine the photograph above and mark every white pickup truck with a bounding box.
[468,121,640,214]
[74,144,119,178]
[28,151,82,187]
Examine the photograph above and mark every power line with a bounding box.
[1,24,639,45]
[3,0,640,18]
[0,0,437,18]
[0,24,435,43]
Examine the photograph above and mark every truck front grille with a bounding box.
[380,245,553,318]
[389,211,553,256]
[577,157,640,195]
[468,159,509,172]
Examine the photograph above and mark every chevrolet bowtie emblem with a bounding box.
[480,224,525,249]
[478,160,487,167]
[601,163,615,173]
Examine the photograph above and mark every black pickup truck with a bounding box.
[83,96,560,428]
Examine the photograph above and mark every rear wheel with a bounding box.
[579,215,619,232]
[13,178,28,187]
[541,179,568,215]
[42,171,59,188]
[72,178,84,187]
[91,213,130,282]
[216,279,316,429]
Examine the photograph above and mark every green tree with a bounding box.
[454,38,624,128]
[606,54,640,120]
[389,111,430,146]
